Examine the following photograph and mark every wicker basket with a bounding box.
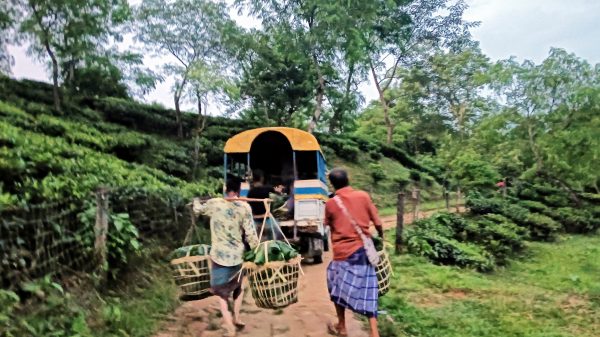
[245,212,303,310]
[375,249,392,297]
[170,246,212,301]
[245,255,302,309]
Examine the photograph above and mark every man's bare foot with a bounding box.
[234,321,246,330]
[327,321,348,336]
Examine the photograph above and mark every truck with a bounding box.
[223,127,329,263]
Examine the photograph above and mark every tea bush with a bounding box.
[368,163,386,184]
[0,120,215,207]
[466,194,561,241]
[467,215,528,264]
[406,212,527,269]
[406,219,495,272]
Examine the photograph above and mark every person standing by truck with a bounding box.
[324,168,384,337]
[247,169,284,241]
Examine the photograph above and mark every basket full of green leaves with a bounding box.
[170,242,212,302]
[372,236,392,297]
[243,240,302,309]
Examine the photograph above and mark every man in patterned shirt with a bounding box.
[193,180,258,337]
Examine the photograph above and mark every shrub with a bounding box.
[520,212,561,241]
[466,194,561,241]
[368,163,386,184]
[543,193,571,208]
[340,144,359,161]
[518,200,550,213]
[409,169,421,182]
[350,136,377,152]
[464,215,528,264]
[448,150,501,193]
[554,207,599,234]
[0,276,92,336]
[406,226,495,272]
[0,121,213,206]
[580,192,600,205]
[369,151,382,160]
[465,194,504,215]
[406,213,496,271]
[318,136,360,161]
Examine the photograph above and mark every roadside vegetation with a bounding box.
[379,234,600,337]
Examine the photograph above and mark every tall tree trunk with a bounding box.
[452,103,467,141]
[31,2,61,113]
[370,62,393,144]
[174,94,183,138]
[48,46,61,113]
[329,64,354,133]
[195,89,207,135]
[308,54,325,134]
[173,72,189,139]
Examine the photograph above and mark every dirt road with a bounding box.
[154,250,368,337]
[153,207,463,337]
[381,206,465,230]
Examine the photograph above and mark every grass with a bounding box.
[92,243,180,337]
[379,233,600,337]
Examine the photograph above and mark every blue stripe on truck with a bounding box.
[294,187,328,196]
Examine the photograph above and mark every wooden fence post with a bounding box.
[395,190,405,255]
[412,188,420,221]
[95,187,109,281]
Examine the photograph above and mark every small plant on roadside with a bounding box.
[79,203,142,279]
[0,275,93,337]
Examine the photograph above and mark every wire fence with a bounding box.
[0,198,91,289]
[0,188,198,290]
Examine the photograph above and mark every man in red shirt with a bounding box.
[325,168,383,337]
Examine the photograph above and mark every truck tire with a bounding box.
[323,234,329,252]
[313,254,323,264]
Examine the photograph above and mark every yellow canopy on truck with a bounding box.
[224,127,322,153]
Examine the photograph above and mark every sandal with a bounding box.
[327,321,348,337]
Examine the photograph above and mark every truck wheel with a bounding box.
[323,235,329,252]
[313,254,323,264]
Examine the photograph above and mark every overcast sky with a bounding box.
[7,0,600,111]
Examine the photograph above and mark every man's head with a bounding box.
[328,168,349,190]
[252,169,265,185]
[226,178,241,197]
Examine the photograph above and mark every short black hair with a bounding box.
[226,178,241,193]
[252,169,265,183]
[328,168,349,190]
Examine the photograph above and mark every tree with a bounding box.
[453,48,600,199]
[422,47,491,139]
[357,0,477,144]
[0,1,20,75]
[237,27,316,126]
[135,0,234,138]
[19,0,130,112]
[237,0,366,133]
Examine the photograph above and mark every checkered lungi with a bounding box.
[327,247,378,317]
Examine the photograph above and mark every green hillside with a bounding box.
[0,76,438,210]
